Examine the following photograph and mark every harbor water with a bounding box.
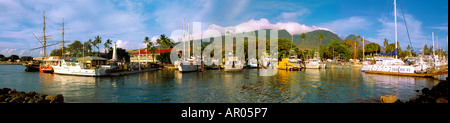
[0,65,445,103]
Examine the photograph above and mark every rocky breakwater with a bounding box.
[0,88,64,103]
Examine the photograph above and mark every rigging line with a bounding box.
[399,0,413,54]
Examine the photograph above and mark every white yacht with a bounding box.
[305,58,321,69]
[248,58,258,68]
[361,57,415,73]
[224,53,243,71]
[52,56,113,76]
[178,58,199,72]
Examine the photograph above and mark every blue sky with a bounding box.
[0,0,448,57]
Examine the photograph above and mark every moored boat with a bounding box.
[52,56,113,76]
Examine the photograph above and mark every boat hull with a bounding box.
[24,65,40,72]
[305,64,320,69]
[178,64,198,72]
[53,66,108,76]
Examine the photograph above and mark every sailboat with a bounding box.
[178,19,199,72]
[362,0,447,77]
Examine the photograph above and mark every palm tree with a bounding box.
[317,34,326,48]
[104,39,112,54]
[144,36,157,63]
[383,38,389,52]
[156,34,169,49]
[93,35,102,57]
[84,39,93,55]
[300,33,306,47]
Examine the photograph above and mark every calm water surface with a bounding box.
[0,65,445,103]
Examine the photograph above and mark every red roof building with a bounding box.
[132,48,172,55]
[131,48,172,63]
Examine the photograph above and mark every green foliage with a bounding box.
[0,54,5,61]
[20,56,33,61]
[143,36,158,62]
[319,40,351,60]
[383,38,389,48]
[107,48,129,62]
[290,30,342,50]
[364,43,381,55]
[277,38,297,59]
[93,35,102,56]
[156,34,173,49]
[156,52,171,63]
[104,39,112,53]
[6,55,19,61]
[50,48,65,56]
[68,40,83,57]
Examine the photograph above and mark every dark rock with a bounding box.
[2,88,11,92]
[436,97,448,103]
[27,98,36,103]
[422,88,430,95]
[0,88,63,103]
[45,94,64,103]
[10,96,23,103]
[26,92,36,97]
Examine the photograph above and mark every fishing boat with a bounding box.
[40,56,66,73]
[52,56,113,76]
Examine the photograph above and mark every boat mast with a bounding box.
[362,36,365,61]
[394,0,398,59]
[43,10,46,57]
[183,18,185,60]
[59,18,69,57]
[432,32,435,57]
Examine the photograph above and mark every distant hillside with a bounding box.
[289,30,344,50]
[344,35,385,51]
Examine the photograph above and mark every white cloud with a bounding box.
[207,18,332,36]
[116,40,129,50]
[1,48,17,56]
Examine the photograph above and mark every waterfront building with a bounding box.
[130,48,172,63]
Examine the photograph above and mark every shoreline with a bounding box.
[377,77,448,103]
[0,88,64,103]
[399,77,448,103]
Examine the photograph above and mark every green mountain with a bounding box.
[288,30,344,50]
[344,34,385,51]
